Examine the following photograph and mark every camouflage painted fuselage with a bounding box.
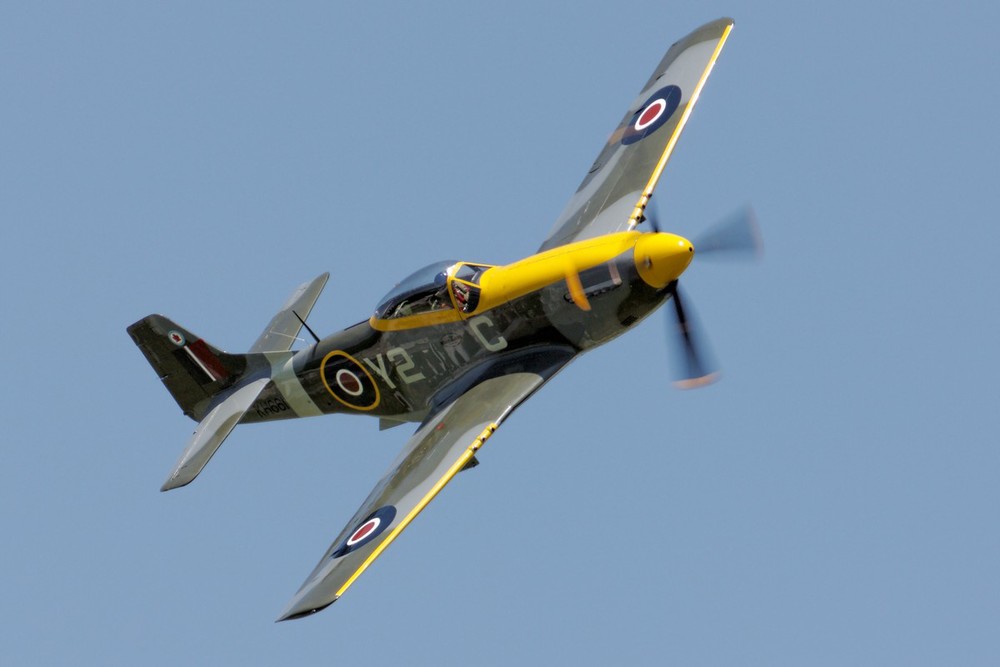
[242,245,670,425]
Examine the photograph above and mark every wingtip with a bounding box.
[275,598,337,623]
[160,472,192,492]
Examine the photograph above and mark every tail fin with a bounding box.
[127,314,249,421]
[128,274,328,489]
[128,315,271,490]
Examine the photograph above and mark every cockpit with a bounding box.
[374,260,493,321]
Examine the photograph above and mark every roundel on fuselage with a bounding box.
[320,350,380,411]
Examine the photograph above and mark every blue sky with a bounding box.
[3,1,998,664]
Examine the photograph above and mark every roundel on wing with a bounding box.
[331,505,397,559]
[320,350,380,411]
[621,85,682,146]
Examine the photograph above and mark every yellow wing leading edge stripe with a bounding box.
[333,423,499,598]
[627,22,734,229]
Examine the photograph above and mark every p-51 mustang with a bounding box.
[128,17,759,621]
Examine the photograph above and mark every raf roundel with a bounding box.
[331,506,397,559]
[335,368,364,397]
[347,518,380,545]
[320,350,380,411]
[621,85,682,145]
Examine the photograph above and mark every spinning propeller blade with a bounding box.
[639,196,663,234]
[667,282,719,388]
[692,205,762,258]
[639,203,761,388]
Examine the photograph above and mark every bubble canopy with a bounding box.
[374,260,457,320]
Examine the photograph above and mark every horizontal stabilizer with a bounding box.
[161,378,270,491]
[250,273,330,353]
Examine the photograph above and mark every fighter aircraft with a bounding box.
[128,17,759,621]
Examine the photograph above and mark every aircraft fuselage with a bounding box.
[243,231,693,425]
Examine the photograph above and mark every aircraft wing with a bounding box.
[277,348,574,620]
[538,18,733,252]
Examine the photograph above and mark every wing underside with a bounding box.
[539,18,734,251]
[277,349,574,620]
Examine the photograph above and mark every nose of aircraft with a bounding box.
[634,232,695,288]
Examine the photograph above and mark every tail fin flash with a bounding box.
[127,315,248,421]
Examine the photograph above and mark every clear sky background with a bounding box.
[3,1,998,665]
